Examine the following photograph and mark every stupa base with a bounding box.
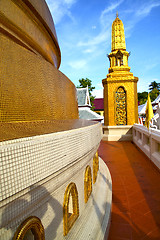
[103,125,133,141]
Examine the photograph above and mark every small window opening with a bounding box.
[84,165,92,203]
[63,183,79,236]
[13,216,45,240]
[93,151,99,184]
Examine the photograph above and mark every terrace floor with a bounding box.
[98,141,160,240]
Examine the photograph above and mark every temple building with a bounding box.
[102,13,138,127]
[1,2,160,239]
[77,87,103,122]
[93,98,104,117]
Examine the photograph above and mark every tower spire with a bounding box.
[116,11,118,18]
[111,14,126,51]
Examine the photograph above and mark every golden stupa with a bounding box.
[0,0,78,125]
[103,12,138,126]
[0,2,111,240]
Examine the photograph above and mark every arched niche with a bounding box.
[115,86,127,125]
[93,151,99,184]
[63,182,79,236]
[115,50,123,66]
[13,216,45,240]
[84,165,92,203]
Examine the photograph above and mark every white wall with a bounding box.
[133,124,160,169]
[0,123,112,240]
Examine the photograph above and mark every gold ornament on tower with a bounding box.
[115,87,127,125]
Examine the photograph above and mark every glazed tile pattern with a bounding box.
[0,123,103,240]
[0,123,102,204]
[0,0,78,123]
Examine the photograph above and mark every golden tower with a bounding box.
[102,13,138,126]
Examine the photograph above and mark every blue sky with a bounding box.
[46,0,160,97]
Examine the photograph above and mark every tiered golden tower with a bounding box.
[102,13,138,126]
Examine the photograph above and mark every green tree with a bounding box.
[77,78,95,110]
[150,88,159,102]
[138,81,160,105]
[148,80,160,102]
[138,91,148,105]
[149,81,160,91]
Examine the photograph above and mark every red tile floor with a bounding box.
[99,141,160,240]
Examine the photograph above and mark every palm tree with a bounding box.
[149,81,160,91]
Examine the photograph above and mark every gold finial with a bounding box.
[112,11,126,51]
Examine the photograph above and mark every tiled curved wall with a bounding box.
[0,123,104,239]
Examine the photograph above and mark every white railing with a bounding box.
[133,124,160,170]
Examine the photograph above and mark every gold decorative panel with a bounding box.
[84,165,92,203]
[63,182,79,236]
[93,152,99,184]
[13,216,45,240]
[115,87,127,125]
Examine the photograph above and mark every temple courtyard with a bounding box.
[99,141,160,240]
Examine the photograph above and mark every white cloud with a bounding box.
[124,1,160,38]
[64,0,76,4]
[83,48,95,53]
[137,76,160,93]
[144,63,159,71]
[45,0,76,24]
[77,0,124,52]
[78,30,108,47]
[136,1,160,17]
[92,83,103,98]
[100,0,124,25]
[152,78,159,81]
[137,79,149,92]
[92,26,96,29]
[93,89,103,98]
[68,60,87,69]
[96,83,103,88]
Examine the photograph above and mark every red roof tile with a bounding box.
[93,98,104,110]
